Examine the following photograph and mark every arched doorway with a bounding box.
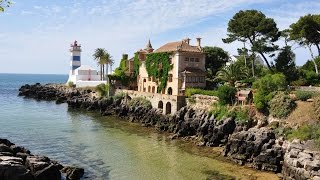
[167,87,172,95]
[148,86,151,92]
[152,86,155,93]
[158,101,163,109]
[165,102,171,115]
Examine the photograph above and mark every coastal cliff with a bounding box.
[18,83,320,179]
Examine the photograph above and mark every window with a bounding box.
[185,57,189,62]
[168,74,173,82]
[169,58,172,64]
[195,58,200,62]
[190,58,195,62]
[148,77,151,81]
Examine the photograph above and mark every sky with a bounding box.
[0,0,319,74]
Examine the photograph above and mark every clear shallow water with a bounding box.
[0,73,278,180]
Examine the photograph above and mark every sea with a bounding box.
[0,73,277,180]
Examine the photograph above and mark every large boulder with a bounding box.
[61,166,84,180]
[223,127,283,172]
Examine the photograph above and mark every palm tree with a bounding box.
[214,63,249,86]
[93,48,106,80]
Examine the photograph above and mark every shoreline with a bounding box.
[0,138,84,180]
[18,83,320,180]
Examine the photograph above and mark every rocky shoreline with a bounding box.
[18,83,320,179]
[0,138,84,180]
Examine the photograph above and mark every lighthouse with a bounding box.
[66,40,106,87]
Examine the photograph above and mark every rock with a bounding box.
[61,166,84,180]
[33,164,61,180]
[0,162,34,180]
[0,144,14,154]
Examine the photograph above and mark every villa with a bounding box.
[116,38,206,114]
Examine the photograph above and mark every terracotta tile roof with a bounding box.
[155,41,202,53]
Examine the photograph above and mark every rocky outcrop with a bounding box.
[282,140,320,180]
[0,138,83,180]
[223,127,284,172]
[20,83,320,178]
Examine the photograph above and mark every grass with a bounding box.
[185,88,217,97]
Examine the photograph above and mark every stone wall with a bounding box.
[187,94,219,111]
[282,140,320,180]
[115,89,186,115]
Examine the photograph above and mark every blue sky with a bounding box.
[0,0,319,74]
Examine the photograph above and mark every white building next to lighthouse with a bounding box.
[67,40,107,87]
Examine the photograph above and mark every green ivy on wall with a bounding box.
[145,52,173,92]
[133,53,141,78]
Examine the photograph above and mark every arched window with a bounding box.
[165,102,171,114]
[148,86,151,92]
[152,86,155,93]
[158,101,163,109]
[167,87,172,95]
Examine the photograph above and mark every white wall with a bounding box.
[76,81,107,88]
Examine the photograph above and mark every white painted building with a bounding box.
[67,41,107,87]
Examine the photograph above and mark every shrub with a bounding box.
[216,85,237,105]
[96,83,109,97]
[295,90,314,101]
[286,123,320,148]
[210,104,230,121]
[128,97,152,109]
[233,107,250,123]
[113,92,125,101]
[269,92,296,118]
[253,73,287,111]
[313,96,320,121]
[185,88,217,97]
[67,81,74,87]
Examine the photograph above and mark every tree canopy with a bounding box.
[0,0,11,12]
[274,46,298,82]
[223,10,280,70]
[203,46,229,80]
[290,14,320,56]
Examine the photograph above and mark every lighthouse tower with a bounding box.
[67,40,81,83]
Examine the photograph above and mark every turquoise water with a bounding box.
[0,74,277,180]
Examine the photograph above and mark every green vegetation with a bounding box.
[67,81,74,88]
[0,0,11,12]
[286,124,320,147]
[209,105,251,123]
[269,92,296,118]
[128,97,152,109]
[274,46,298,83]
[203,46,229,86]
[145,52,173,92]
[215,63,249,86]
[111,54,131,86]
[295,91,314,101]
[223,10,280,70]
[185,88,217,97]
[133,53,141,78]
[96,83,109,97]
[113,92,125,101]
[93,48,114,81]
[253,73,287,111]
[216,85,237,105]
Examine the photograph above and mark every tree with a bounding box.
[203,46,229,80]
[0,0,11,12]
[289,14,320,74]
[93,48,106,80]
[214,63,249,86]
[274,46,298,83]
[223,10,280,70]
[102,51,113,79]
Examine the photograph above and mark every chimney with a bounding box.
[186,38,190,44]
[122,54,128,60]
[196,37,201,47]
